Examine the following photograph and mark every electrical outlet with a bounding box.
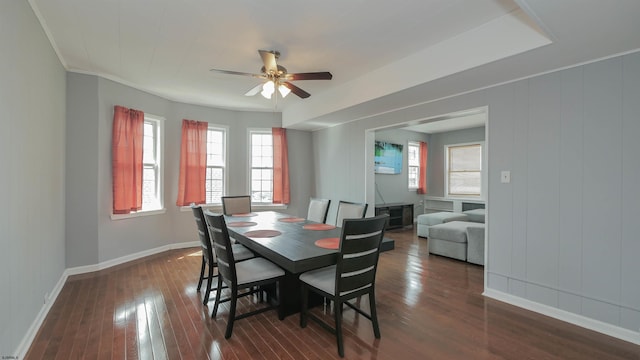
[501,171,511,183]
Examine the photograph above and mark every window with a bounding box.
[446,143,481,197]
[206,127,226,204]
[250,130,273,203]
[141,116,163,211]
[407,141,420,189]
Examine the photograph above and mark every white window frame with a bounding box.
[112,114,165,220]
[407,141,420,190]
[445,142,483,199]
[205,125,228,205]
[249,129,275,205]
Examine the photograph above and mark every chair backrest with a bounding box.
[203,211,237,288]
[335,215,388,297]
[335,200,368,227]
[191,205,216,263]
[307,198,331,223]
[221,195,251,215]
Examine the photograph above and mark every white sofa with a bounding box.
[420,208,486,265]
[416,212,469,238]
[427,221,485,265]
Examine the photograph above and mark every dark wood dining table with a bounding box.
[223,211,394,315]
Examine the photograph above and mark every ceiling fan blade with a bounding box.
[259,50,278,73]
[244,83,263,96]
[286,72,333,81]
[209,68,263,78]
[282,82,310,98]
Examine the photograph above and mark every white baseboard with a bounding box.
[15,266,68,359]
[483,289,640,346]
[65,241,199,276]
[16,241,200,359]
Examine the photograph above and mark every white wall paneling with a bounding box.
[312,51,640,342]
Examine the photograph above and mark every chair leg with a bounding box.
[225,290,238,339]
[334,300,344,357]
[212,276,223,318]
[300,285,308,328]
[202,262,215,305]
[368,291,381,339]
[197,256,206,291]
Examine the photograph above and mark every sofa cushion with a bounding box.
[463,208,485,223]
[428,221,477,243]
[417,212,468,225]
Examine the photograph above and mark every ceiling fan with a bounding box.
[209,50,332,99]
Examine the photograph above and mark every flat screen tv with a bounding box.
[374,141,403,174]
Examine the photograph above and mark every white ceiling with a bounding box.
[29,0,640,131]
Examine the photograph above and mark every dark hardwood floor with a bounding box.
[26,228,640,359]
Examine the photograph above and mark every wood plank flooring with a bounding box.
[26,228,640,359]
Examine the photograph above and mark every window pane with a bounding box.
[449,172,481,195]
[206,167,223,204]
[142,166,157,208]
[252,190,272,203]
[408,166,418,188]
[450,146,481,171]
[207,129,224,166]
[143,122,155,163]
[260,134,272,146]
[205,128,226,203]
[252,144,262,157]
[141,118,161,212]
[447,144,481,197]
[408,144,419,166]
[250,132,274,203]
[252,134,262,146]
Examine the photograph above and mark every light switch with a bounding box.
[501,171,511,183]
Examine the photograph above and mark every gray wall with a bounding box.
[427,126,485,197]
[374,128,429,215]
[313,52,640,334]
[65,75,314,266]
[0,1,67,353]
[313,121,370,225]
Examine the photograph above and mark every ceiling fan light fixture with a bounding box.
[210,49,332,100]
[278,84,291,98]
[261,80,275,99]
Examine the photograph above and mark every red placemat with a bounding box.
[243,230,282,238]
[231,212,257,217]
[303,223,336,231]
[315,237,340,249]
[278,217,306,223]
[227,221,257,227]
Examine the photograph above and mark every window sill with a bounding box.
[111,208,166,220]
[179,204,288,213]
[446,196,484,202]
[253,204,288,211]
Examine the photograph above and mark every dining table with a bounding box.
[223,211,395,316]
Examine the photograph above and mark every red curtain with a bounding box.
[272,127,290,204]
[176,119,208,206]
[112,105,145,214]
[417,141,428,194]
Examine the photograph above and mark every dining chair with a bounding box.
[204,211,285,339]
[299,214,388,357]
[335,200,368,227]
[221,195,251,215]
[307,198,331,223]
[191,205,255,305]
